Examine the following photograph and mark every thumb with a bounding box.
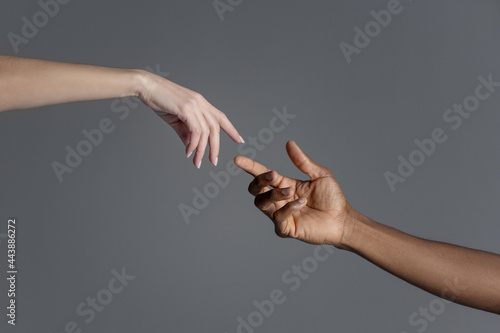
[286,141,330,180]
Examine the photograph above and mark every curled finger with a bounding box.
[272,198,307,237]
[248,170,284,196]
[254,187,294,212]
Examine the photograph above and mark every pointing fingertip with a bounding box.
[239,136,245,144]
[234,156,245,168]
[214,157,218,167]
[196,161,202,169]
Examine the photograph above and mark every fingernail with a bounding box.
[239,136,245,144]
[214,157,218,166]
[197,161,202,169]
[266,172,273,180]
[187,151,193,158]
[298,198,306,204]
[281,188,290,196]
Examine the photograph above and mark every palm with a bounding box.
[276,175,348,245]
[154,112,191,147]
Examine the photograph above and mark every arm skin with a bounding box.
[234,141,500,314]
[0,55,244,168]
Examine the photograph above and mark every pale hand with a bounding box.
[139,72,243,168]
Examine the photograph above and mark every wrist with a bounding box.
[128,69,152,100]
[336,204,370,252]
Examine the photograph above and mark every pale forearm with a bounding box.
[342,210,500,314]
[0,55,243,167]
[0,56,146,112]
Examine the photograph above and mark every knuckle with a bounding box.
[262,171,275,185]
[218,112,229,122]
[191,127,201,136]
[322,166,332,175]
[257,178,267,188]
[197,143,206,153]
[200,124,210,135]
[274,224,288,238]
[192,92,205,103]
[248,183,254,195]
[271,189,281,200]
[208,121,220,132]
[179,102,194,114]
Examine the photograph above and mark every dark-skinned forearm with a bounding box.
[341,209,500,314]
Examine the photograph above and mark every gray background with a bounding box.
[1,0,499,332]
